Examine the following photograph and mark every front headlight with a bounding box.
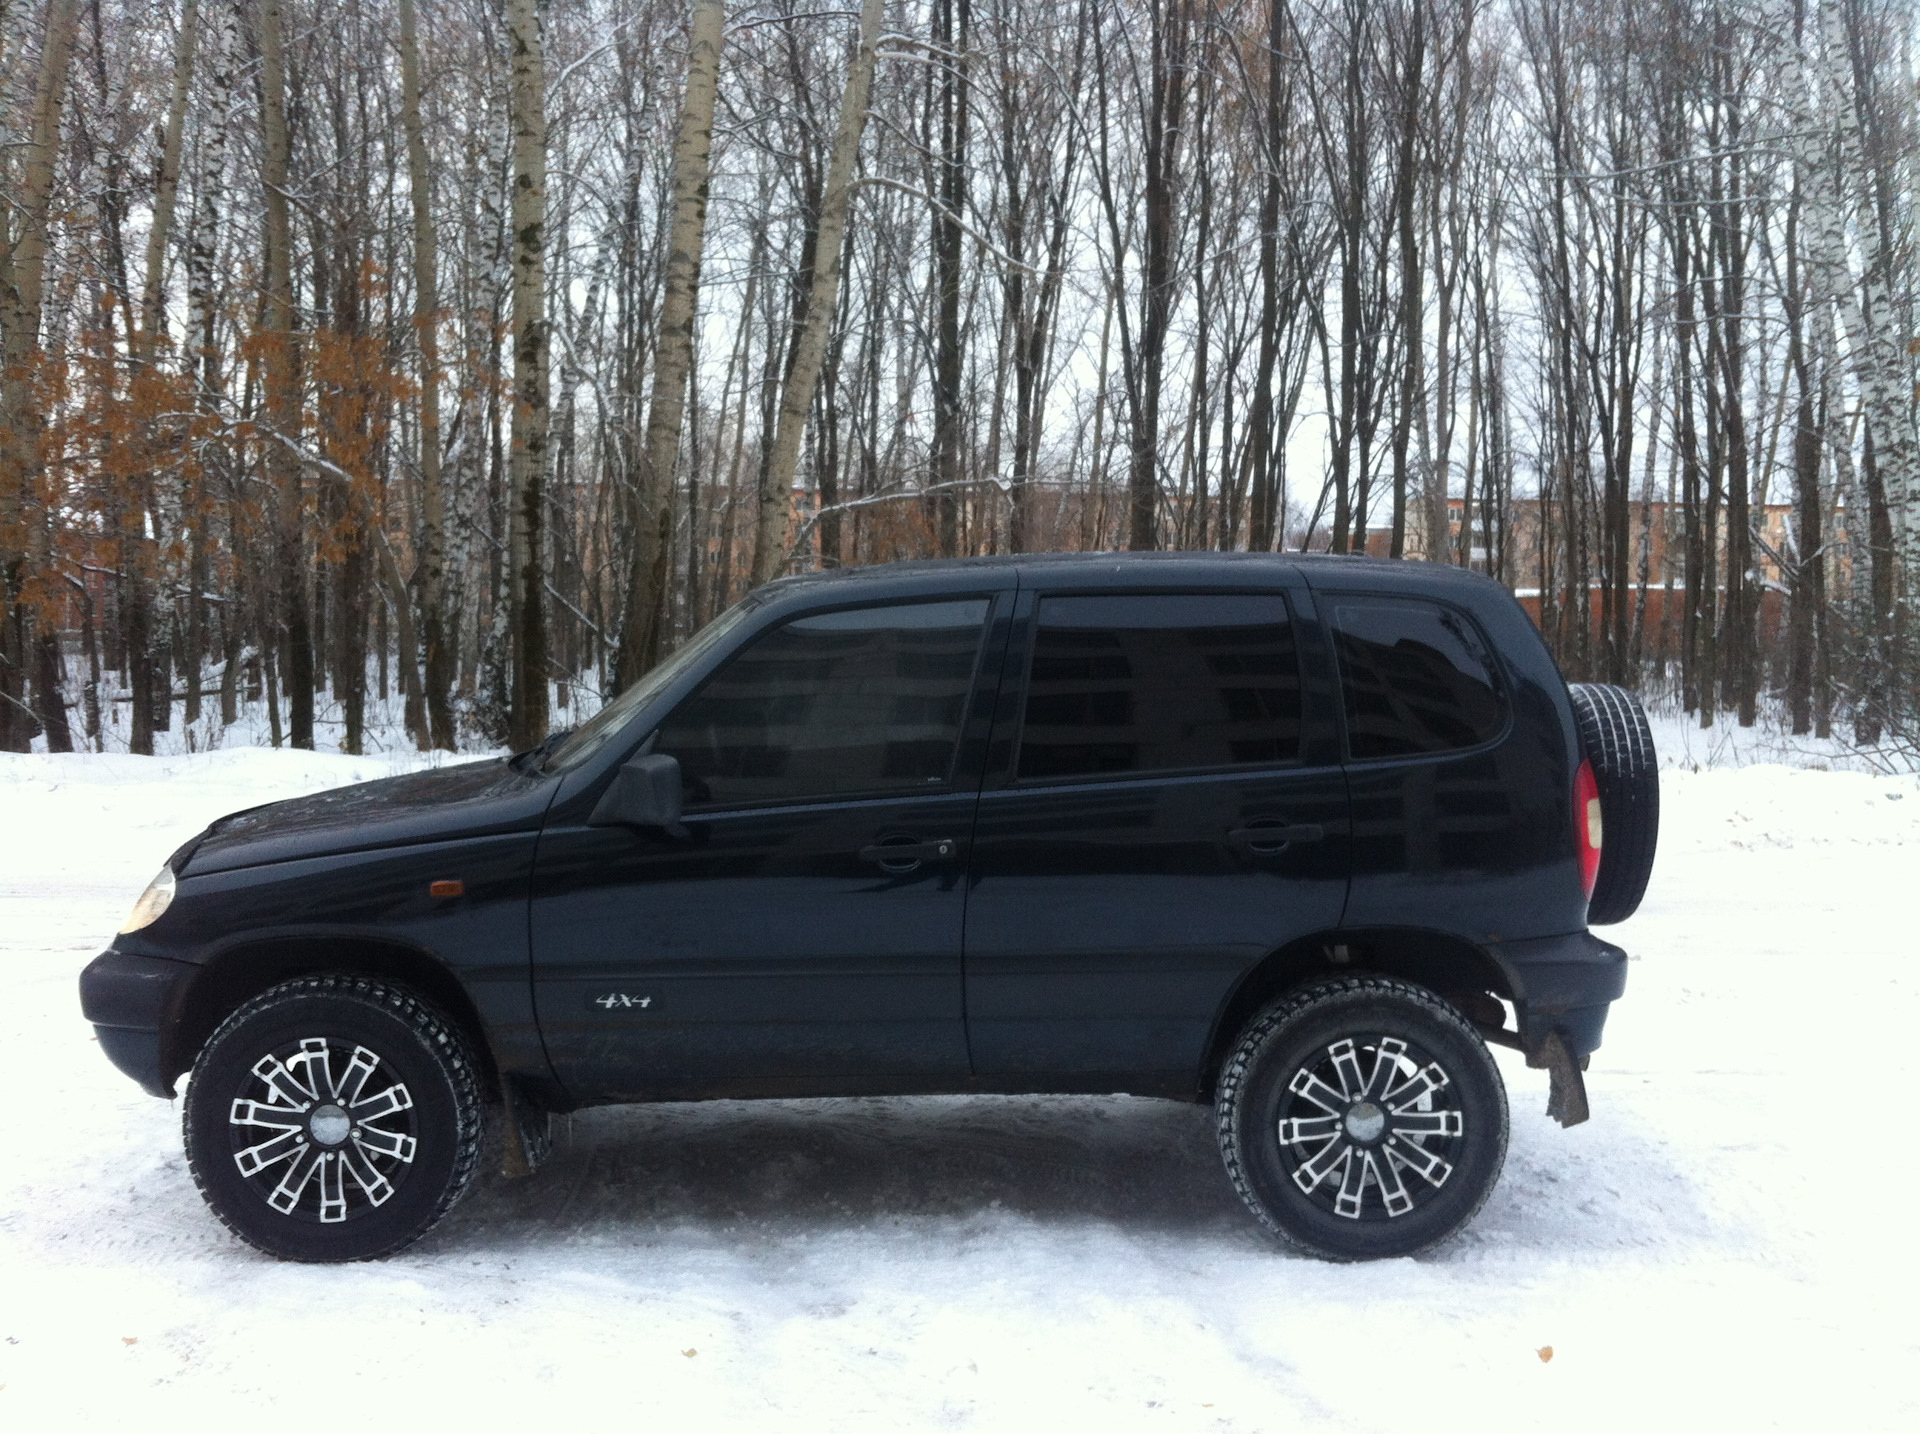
[120,865,177,933]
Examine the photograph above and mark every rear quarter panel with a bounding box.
[1305,563,1586,945]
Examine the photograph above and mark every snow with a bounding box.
[2,745,1917,1429]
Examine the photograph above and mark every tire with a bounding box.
[183,975,485,1262]
[1567,682,1660,925]
[1216,977,1508,1260]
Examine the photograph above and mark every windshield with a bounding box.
[542,600,760,774]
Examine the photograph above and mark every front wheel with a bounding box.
[1216,977,1508,1260]
[183,975,485,1262]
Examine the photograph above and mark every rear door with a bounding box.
[961,582,1350,1092]
[530,592,1009,1102]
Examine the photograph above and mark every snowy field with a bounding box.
[2,736,1917,1430]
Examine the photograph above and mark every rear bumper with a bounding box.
[1490,930,1627,1060]
[79,948,195,1098]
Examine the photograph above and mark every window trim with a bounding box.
[1323,593,1513,766]
[645,593,999,814]
[1004,587,1310,789]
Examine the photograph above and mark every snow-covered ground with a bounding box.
[2,745,1916,1430]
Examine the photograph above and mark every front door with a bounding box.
[962,587,1351,1093]
[531,594,1006,1103]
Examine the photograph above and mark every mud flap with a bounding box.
[1528,1030,1590,1128]
[499,1076,554,1178]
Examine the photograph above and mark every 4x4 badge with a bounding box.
[593,993,654,1010]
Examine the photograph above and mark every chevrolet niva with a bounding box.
[82,553,1657,1262]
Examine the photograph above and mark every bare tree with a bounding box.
[752,0,886,585]
[5,0,1913,758]
[505,0,550,747]
[399,0,451,748]
[0,0,82,751]
[615,0,725,684]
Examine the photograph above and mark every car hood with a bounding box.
[181,758,556,876]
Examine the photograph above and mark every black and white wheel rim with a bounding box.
[1276,1035,1464,1221]
[227,1036,419,1224]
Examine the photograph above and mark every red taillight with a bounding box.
[1574,759,1603,902]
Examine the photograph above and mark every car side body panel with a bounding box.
[80,552,1629,1114]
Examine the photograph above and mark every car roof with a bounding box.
[756,549,1500,599]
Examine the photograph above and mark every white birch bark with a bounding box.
[1816,0,1918,576]
[616,0,725,682]
[750,0,886,586]
[0,0,82,450]
[185,0,236,396]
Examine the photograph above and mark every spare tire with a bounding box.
[1567,684,1659,925]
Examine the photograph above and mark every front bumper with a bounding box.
[1489,929,1627,1060]
[79,948,196,1098]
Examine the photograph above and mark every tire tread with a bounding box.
[1215,975,1507,1260]
[1568,682,1660,924]
[182,974,485,1262]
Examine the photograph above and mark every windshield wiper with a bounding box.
[509,727,574,773]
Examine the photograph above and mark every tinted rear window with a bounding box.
[1016,593,1302,780]
[1329,599,1504,759]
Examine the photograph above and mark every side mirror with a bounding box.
[588,753,687,835]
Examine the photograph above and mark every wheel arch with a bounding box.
[1198,926,1514,1098]
[164,934,499,1095]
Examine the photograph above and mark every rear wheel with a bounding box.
[1217,977,1508,1260]
[183,975,485,1262]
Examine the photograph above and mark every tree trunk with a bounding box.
[376,531,428,751]
[150,2,202,723]
[186,0,234,397]
[1858,421,1894,744]
[1786,326,1824,736]
[1819,0,1917,599]
[750,0,886,587]
[1127,0,1188,553]
[258,0,313,749]
[398,0,454,749]
[137,0,197,354]
[31,499,70,750]
[930,0,971,559]
[186,0,235,740]
[0,0,82,751]
[615,0,725,686]
[1245,0,1287,552]
[1387,0,1424,561]
[506,0,550,748]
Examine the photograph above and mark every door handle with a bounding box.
[859,837,961,868]
[1227,824,1325,853]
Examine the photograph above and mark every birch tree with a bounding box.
[615,0,724,685]
[751,0,886,585]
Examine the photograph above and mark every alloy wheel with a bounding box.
[226,1034,419,1224]
[1275,1033,1466,1222]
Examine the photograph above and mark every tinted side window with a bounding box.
[653,599,989,807]
[1016,594,1301,780]
[1330,599,1504,759]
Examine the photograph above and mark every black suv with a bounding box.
[81,553,1658,1262]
